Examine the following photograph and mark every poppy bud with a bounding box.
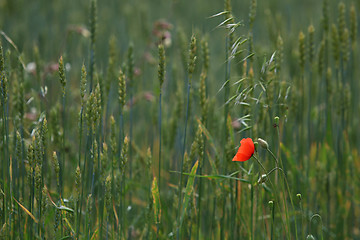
[306,234,315,240]
[257,174,267,184]
[258,138,269,149]
[274,116,279,125]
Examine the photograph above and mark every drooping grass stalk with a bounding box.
[157,44,165,192]
[177,34,196,240]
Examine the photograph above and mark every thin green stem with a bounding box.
[252,155,290,239]
[158,92,162,192]
[266,148,299,240]
[177,75,191,239]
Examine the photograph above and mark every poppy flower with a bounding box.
[232,138,255,162]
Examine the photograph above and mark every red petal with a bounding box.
[232,152,250,162]
[232,138,254,162]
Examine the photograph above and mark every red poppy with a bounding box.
[232,138,255,162]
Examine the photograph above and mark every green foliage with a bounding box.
[0,0,359,239]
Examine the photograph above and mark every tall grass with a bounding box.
[0,0,359,239]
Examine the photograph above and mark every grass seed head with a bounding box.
[118,69,126,109]
[298,31,305,72]
[158,44,165,89]
[75,165,81,202]
[201,39,209,73]
[188,34,197,78]
[276,35,283,72]
[249,0,257,28]
[350,4,357,49]
[58,56,66,97]
[308,24,315,64]
[318,39,325,75]
[331,24,340,67]
[80,64,87,107]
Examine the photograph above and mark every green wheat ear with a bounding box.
[188,34,197,80]
[75,165,81,202]
[342,28,350,64]
[89,0,97,89]
[337,2,346,46]
[120,136,129,176]
[249,0,257,29]
[127,43,134,87]
[110,115,117,167]
[298,31,306,72]
[201,39,209,74]
[276,35,283,72]
[331,24,340,67]
[199,71,208,125]
[80,64,87,108]
[326,67,332,99]
[158,44,165,89]
[14,59,25,123]
[52,152,60,193]
[106,35,117,96]
[105,175,112,213]
[58,56,66,97]
[322,0,329,32]
[101,143,108,182]
[0,41,4,73]
[224,0,235,46]
[350,4,357,49]
[318,39,325,75]
[118,69,126,110]
[308,25,315,64]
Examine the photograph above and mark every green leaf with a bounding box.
[170,170,250,183]
[179,161,199,228]
[152,177,161,224]
[13,197,38,223]
[58,205,74,213]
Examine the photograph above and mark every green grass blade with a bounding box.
[179,160,199,228]
[151,177,161,224]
